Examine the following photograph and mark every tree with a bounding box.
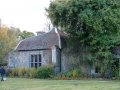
[0,26,19,66]
[47,0,120,75]
[19,31,35,39]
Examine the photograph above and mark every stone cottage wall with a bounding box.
[8,50,52,68]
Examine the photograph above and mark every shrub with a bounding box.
[7,68,37,78]
[18,68,26,77]
[37,65,54,79]
[72,69,81,78]
[26,68,37,78]
[7,65,54,79]
[6,68,12,77]
[54,72,71,80]
[9,68,19,77]
[54,69,82,80]
[66,71,73,78]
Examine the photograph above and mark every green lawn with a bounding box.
[0,78,120,90]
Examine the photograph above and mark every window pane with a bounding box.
[31,63,33,67]
[30,54,41,68]
[35,55,37,62]
[39,55,41,62]
[35,63,37,68]
[31,55,33,62]
[39,63,41,67]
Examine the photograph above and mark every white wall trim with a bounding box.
[52,46,57,64]
[55,28,61,49]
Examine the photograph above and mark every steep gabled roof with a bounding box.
[15,29,64,51]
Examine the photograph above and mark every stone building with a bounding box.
[8,29,120,77]
[8,29,66,73]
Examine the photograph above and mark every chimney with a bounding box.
[36,31,46,36]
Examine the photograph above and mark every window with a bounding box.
[30,54,41,68]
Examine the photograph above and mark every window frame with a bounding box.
[30,54,42,68]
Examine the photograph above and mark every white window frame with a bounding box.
[30,54,42,68]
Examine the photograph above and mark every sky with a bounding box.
[0,0,51,33]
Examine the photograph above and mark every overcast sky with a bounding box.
[0,0,51,33]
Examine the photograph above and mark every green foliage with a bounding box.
[7,66,54,79]
[7,68,37,78]
[63,47,93,70]
[26,68,37,78]
[19,30,35,39]
[48,0,120,50]
[54,72,71,80]
[113,67,119,78]
[47,0,120,75]
[0,25,34,66]
[72,69,81,78]
[18,68,26,77]
[36,65,54,79]
[0,26,19,66]
[54,68,82,80]
[9,68,19,77]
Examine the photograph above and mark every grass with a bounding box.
[0,78,120,90]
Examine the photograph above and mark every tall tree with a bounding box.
[0,26,19,66]
[47,0,120,75]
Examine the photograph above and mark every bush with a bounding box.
[54,72,71,80]
[26,68,37,78]
[18,68,26,77]
[66,71,73,78]
[10,68,19,77]
[7,68,37,78]
[72,69,81,78]
[37,65,54,79]
[6,68,12,77]
[54,69,82,80]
